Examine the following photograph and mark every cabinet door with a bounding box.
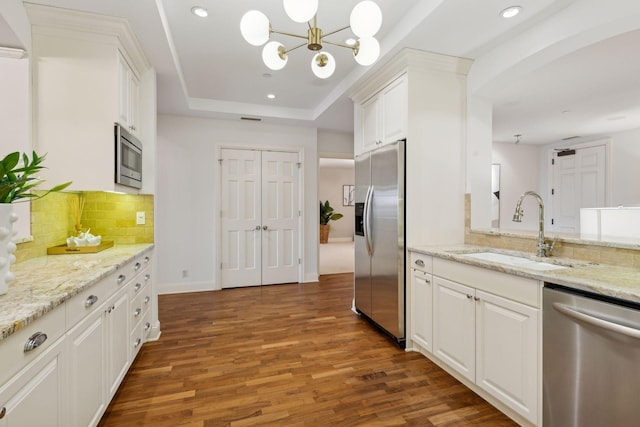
[0,337,65,427]
[117,54,131,129]
[361,96,380,153]
[66,309,106,427]
[129,73,140,135]
[105,290,130,399]
[410,269,433,352]
[381,75,407,143]
[476,290,539,424]
[433,277,475,382]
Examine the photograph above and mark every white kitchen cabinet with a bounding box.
[105,288,131,399]
[26,4,153,192]
[428,257,540,425]
[0,336,66,427]
[409,251,433,353]
[118,52,140,136]
[66,307,106,427]
[476,290,538,424]
[433,277,476,382]
[356,74,407,155]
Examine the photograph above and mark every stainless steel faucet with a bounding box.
[512,191,554,257]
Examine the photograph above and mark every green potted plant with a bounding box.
[319,200,343,244]
[0,151,71,295]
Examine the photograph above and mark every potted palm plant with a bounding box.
[0,151,71,295]
[319,200,343,244]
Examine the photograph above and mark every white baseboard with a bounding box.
[158,280,216,295]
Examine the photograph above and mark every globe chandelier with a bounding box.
[240,0,382,79]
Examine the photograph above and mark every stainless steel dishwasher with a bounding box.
[543,283,640,426]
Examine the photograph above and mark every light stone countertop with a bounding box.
[0,244,154,342]
[410,244,640,303]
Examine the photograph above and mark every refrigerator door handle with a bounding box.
[364,185,374,256]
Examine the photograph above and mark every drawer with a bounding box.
[66,275,111,328]
[130,287,146,331]
[410,251,432,273]
[142,310,152,340]
[129,320,144,361]
[0,307,65,385]
[433,258,540,308]
[116,254,150,287]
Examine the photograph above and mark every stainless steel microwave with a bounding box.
[115,123,142,189]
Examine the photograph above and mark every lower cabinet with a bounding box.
[0,336,66,427]
[432,274,539,425]
[105,290,131,399]
[410,268,433,352]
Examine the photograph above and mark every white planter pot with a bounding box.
[0,204,18,295]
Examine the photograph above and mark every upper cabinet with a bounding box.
[26,4,156,193]
[117,53,140,137]
[350,49,472,248]
[357,74,407,155]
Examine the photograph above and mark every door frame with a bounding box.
[215,144,304,290]
[545,138,612,231]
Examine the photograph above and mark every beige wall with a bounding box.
[319,162,354,241]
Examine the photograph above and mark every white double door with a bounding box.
[220,148,300,288]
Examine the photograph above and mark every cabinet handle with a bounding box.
[134,283,142,292]
[144,322,151,331]
[85,295,99,308]
[474,296,480,302]
[133,338,142,348]
[0,407,5,419]
[144,274,151,282]
[263,225,268,230]
[144,296,151,305]
[134,308,142,317]
[117,274,126,284]
[466,294,473,300]
[144,256,150,264]
[414,259,425,267]
[24,332,47,353]
[105,304,115,314]
[134,262,141,271]
[425,279,431,284]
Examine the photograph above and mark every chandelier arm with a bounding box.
[271,29,308,40]
[323,40,355,50]
[322,26,351,38]
[283,42,308,54]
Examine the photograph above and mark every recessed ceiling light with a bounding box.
[267,94,276,99]
[500,6,522,18]
[345,38,357,47]
[191,6,208,18]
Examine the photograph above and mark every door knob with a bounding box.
[263,225,268,230]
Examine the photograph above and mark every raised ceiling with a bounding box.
[3,0,640,144]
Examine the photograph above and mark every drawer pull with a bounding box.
[85,295,99,308]
[24,332,47,353]
[414,259,425,267]
[144,256,150,263]
[133,337,142,348]
[144,322,151,331]
[466,294,473,300]
[144,296,151,305]
[134,283,142,292]
[0,407,5,419]
[134,308,142,317]
[117,274,126,285]
[134,262,141,271]
[144,273,151,282]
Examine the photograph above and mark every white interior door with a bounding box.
[220,149,300,288]
[261,151,299,285]
[220,149,262,288]
[551,145,606,233]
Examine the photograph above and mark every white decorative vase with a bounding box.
[0,204,18,295]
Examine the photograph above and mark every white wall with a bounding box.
[492,142,540,231]
[318,162,354,240]
[156,115,318,294]
[610,127,640,206]
[317,130,353,158]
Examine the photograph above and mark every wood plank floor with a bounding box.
[98,274,517,426]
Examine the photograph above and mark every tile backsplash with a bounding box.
[15,191,154,263]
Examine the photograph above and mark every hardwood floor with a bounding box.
[98,274,517,426]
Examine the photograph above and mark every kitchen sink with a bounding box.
[461,251,569,271]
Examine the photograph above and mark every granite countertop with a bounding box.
[410,244,640,303]
[0,243,154,342]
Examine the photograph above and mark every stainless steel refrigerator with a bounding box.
[354,140,405,347]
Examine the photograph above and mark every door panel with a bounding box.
[354,153,371,316]
[220,149,299,288]
[552,145,606,232]
[262,151,299,285]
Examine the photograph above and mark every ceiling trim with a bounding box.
[187,97,315,121]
